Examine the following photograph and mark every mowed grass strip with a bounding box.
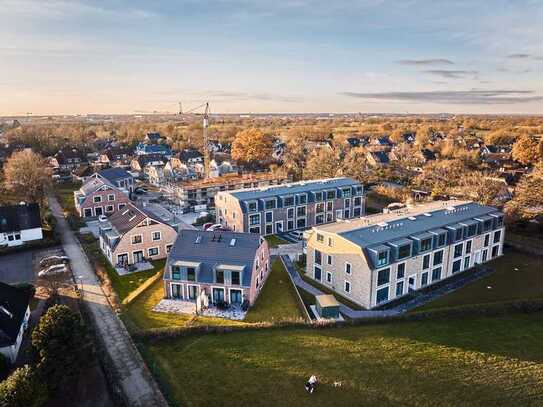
[144,313,543,407]
[418,250,543,311]
[245,259,305,323]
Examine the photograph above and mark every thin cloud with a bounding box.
[423,70,478,79]
[507,53,531,59]
[398,58,454,66]
[341,90,543,104]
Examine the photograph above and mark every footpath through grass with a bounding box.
[143,312,543,407]
[418,250,543,311]
[245,259,304,323]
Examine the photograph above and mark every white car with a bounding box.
[291,231,304,240]
[98,214,108,222]
[206,224,223,231]
[39,255,69,268]
[38,264,69,277]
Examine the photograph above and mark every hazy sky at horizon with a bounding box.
[1,0,542,115]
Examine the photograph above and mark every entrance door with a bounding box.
[408,275,417,292]
[187,285,198,300]
[95,207,103,216]
[275,221,283,234]
[117,253,128,266]
[213,288,225,303]
[474,250,482,264]
[171,284,182,299]
[230,289,243,305]
[133,250,144,263]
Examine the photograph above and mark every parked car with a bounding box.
[292,231,304,240]
[38,264,69,277]
[202,222,215,231]
[207,224,230,232]
[39,255,69,268]
[98,214,108,222]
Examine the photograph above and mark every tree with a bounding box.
[303,148,340,180]
[4,150,52,204]
[415,126,432,147]
[0,365,48,407]
[231,128,273,164]
[412,159,466,196]
[31,305,89,390]
[484,129,516,146]
[341,147,374,184]
[505,162,543,221]
[389,128,406,144]
[512,135,542,165]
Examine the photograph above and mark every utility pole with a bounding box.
[178,101,183,115]
[203,102,210,179]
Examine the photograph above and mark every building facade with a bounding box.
[0,283,31,363]
[216,177,364,235]
[163,230,271,306]
[74,177,131,218]
[304,200,505,309]
[0,203,42,247]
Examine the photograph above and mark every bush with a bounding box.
[0,365,48,407]
[192,213,215,226]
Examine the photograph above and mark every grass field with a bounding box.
[143,312,543,407]
[418,250,543,311]
[53,181,81,213]
[245,259,305,323]
[264,235,289,248]
[78,233,161,301]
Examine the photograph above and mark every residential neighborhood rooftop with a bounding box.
[0,283,31,347]
[0,203,41,233]
[98,167,132,184]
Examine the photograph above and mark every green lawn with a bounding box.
[245,259,305,323]
[53,181,81,213]
[78,233,161,301]
[143,312,543,407]
[264,235,289,248]
[418,250,543,311]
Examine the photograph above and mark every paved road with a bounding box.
[48,196,169,407]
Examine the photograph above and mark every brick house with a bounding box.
[74,175,131,218]
[99,202,178,267]
[163,230,270,306]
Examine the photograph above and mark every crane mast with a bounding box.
[203,102,210,179]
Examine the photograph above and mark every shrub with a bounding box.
[0,365,48,407]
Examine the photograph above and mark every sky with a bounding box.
[1,0,542,115]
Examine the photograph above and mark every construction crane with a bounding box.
[181,101,211,179]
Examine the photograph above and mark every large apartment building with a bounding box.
[216,177,364,235]
[304,200,505,309]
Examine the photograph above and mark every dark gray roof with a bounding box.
[178,149,203,162]
[98,167,132,184]
[108,203,166,236]
[228,177,359,201]
[370,151,390,164]
[340,202,499,248]
[167,230,261,286]
[0,203,41,233]
[0,283,31,347]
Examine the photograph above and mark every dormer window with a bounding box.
[326,190,336,200]
[216,270,225,284]
[377,251,388,267]
[455,229,463,241]
[247,201,257,212]
[420,238,432,252]
[314,191,323,202]
[342,187,351,198]
[398,244,411,259]
[283,196,294,206]
[297,193,307,205]
[264,199,276,210]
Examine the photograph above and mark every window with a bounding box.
[493,230,502,244]
[377,268,390,286]
[132,235,142,244]
[421,272,429,287]
[265,199,276,210]
[297,194,307,205]
[287,220,294,230]
[283,196,294,206]
[171,266,181,280]
[106,205,114,212]
[376,286,389,304]
[326,213,333,222]
[398,244,411,259]
[397,263,405,280]
[327,255,333,265]
[452,259,461,274]
[483,219,492,232]
[345,262,352,275]
[344,198,351,208]
[354,196,362,207]
[249,214,260,226]
[396,281,404,297]
[344,280,351,293]
[484,234,490,247]
[216,270,225,284]
[247,201,257,212]
[231,271,240,285]
[482,249,488,262]
[108,194,115,201]
[296,206,306,217]
[342,187,352,198]
[148,247,159,256]
[438,233,446,247]
[432,267,442,282]
[316,233,324,243]
[492,245,499,258]
[314,191,323,202]
[377,251,388,267]
[455,228,463,241]
[464,256,470,269]
[118,203,126,210]
[467,224,477,237]
[420,238,432,252]
[265,224,273,235]
[316,214,324,224]
[316,202,325,213]
[152,231,161,241]
[187,267,196,282]
[454,243,463,258]
[326,190,336,200]
[326,201,334,211]
[433,250,443,266]
[166,244,172,253]
[297,218,306,228]
[326,272,332,283]
[249,226,260,234]
[314,249,322,265]
[265,211,273,223]
[314,266,322,281]
[495,215,504,228]
[353,207,361,217]
[93,196,102,203]
[465,240,472,254]
[423,254,430,270]
[287,208,294,219]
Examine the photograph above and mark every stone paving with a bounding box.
[154,299,247,320]
[116,261,154,276]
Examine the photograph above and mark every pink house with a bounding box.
[163,230,271,306]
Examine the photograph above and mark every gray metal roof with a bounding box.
[166,230,261,286]
[98,167,132,184]
[227,177,360,201]
[340,202,499,248]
